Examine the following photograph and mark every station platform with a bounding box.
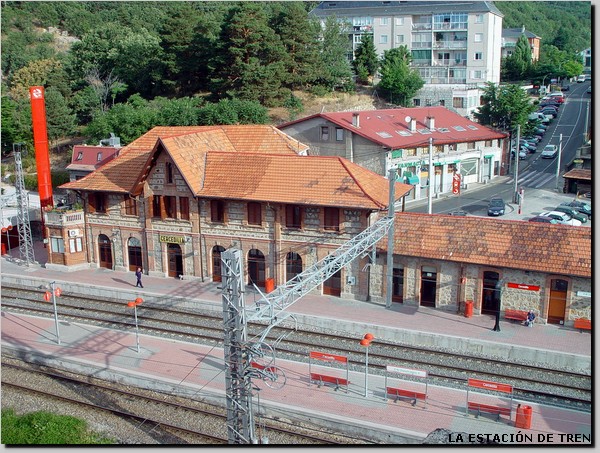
[0,245,593,444]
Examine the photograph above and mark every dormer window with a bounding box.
[97,152,103,162]
[76,152,83,161]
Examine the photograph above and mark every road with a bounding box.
[407,80,592,220]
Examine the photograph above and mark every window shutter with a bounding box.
[88,193,96,213]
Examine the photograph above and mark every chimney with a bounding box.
[410,118,417,132]
[427,116,435,130]
[352,112,360,128]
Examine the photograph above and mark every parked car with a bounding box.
[586,86,591,94]
[585,74,591,81]
[523,135,541,144]
[511,148,528,160]
[528,216,559,224]
[577,75,586,83]
[487,198,506,216]
[539,211,582,226]
[546,93,564,103]
[541,144,558,158]
[519,140,537,153]
[560,200,591,219]
[553,206,588,223]
[561,84,570,91]
[538,108,557,118]
[533,129,545,138]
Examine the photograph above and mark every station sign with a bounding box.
[309,351,347,364]
[386,365,427,378]
[507,282,540,291]
[159,235,185,244]
[468,378,512,394]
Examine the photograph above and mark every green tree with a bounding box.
[352,34,378,85]
[210,3,288,106]
[45,87,77,143]
[502,34,532,81]
[314,16,354,92]
[1,96,32,156]
[474,82,535,132]
[197,99,268,125]
[377,46,424,106]
[271,2,322,90]
[151,96,203,126]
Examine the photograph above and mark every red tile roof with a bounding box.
[199,152,413,209]
[380,213,591,278]
[66,145,119,172]
[61,125,412,209]
[61,126,307,194]
[562,169,591,180]
[280,106,507,149]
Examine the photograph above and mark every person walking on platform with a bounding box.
[526,310,535,327]
[135,267,144,288]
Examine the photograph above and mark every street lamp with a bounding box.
[359,333,374,397]
[127,297,143,353]
[42,281,62,344]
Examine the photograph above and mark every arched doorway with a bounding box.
[286,252,302,281]
[392,267,404,303]
[481,271,500,315]
[167,243,183,278]
[248,249,265,287]
[98,234,112,269]
[212,245,226,282]
[548,279,568,324]
[420,266,437,307]
[128,237,142,272]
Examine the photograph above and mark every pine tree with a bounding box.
[352,34,378,85]
[377,46,423,106]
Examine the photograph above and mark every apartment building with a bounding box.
[309,1,504,117]
[501,26,541,62]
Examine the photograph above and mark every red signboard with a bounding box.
[309,351,348,364]
[507,282,540,291]
[468,378,512,394]
[452,173,461,194]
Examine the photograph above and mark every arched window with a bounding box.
[286,252,302,281]
[212,245,226,282]
[248,249,265,287]
[127,237,142,271]
[98,234,112,269]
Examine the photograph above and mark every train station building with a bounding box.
[49,125,590,327]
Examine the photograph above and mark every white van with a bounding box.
[577,75,586,83]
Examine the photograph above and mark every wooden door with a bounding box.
[168,244,183,278]
[547,279,568,324]
[323,270,341,297]
[98,235,112,269]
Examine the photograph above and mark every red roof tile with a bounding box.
[199,153,413,209]
[380,213,591,278]
[280,106,507,149]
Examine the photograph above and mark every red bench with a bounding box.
[574,319,591,332]
[310,372,349,391]
[504,309,528,322]
[386,387,427,406]
[468,401,512,421]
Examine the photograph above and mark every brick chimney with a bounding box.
[427,116,435,130]
[352,112,360,128]
[410,118,417,132]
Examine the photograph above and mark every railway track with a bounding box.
[1,284,591,413]
[1,358,370,444]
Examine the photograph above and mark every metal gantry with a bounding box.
[221,248,256,444]
[221,170,399,443]
[14,144,36,266]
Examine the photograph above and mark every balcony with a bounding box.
[433,40,467,49]
[45,209,84,227]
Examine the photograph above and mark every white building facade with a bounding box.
[310,1,504,118]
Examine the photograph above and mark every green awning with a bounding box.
[484,154,494,159]
[407,175,420,185]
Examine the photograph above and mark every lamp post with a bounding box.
[43,282,62,344]
[360,333,374,397]
[127,297,143,353]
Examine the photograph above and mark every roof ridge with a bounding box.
[337,157,387,210]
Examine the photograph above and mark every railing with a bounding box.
[433,41,467,49]
[411,41,432,49]
[45,210,84,226]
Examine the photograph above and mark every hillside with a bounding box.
[494,1,591,53]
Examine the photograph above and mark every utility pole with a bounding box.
[555,133,563,191]
[512,125,520,204]
[385,167,396,309]
[427,137,433,214]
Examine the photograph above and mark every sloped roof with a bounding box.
[280,106,507,149]
[61,125,308,194]
[380,213,591,278]
[502,28,541,39]
[66,145,119,172]
[199,152,413,209]
[562,169,591,180]
[310,1,503,17]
